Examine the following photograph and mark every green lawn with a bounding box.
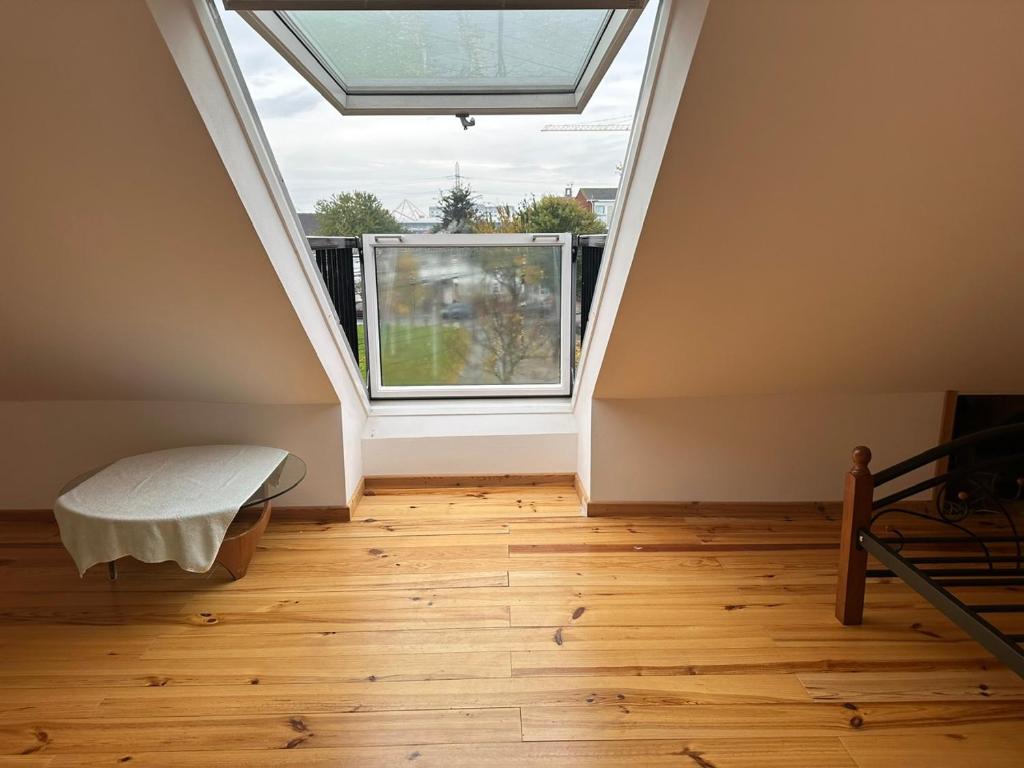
[356,323,367,382]
[357,322,469,386]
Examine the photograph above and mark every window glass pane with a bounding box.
[282,10,611,93]
[374,245,562,387]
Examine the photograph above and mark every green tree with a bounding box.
[435,183,481,233]
[314,191,401,236]
[511,195,607,235]
[473,245,561,384]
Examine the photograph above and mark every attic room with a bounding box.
[1,0,1023,765]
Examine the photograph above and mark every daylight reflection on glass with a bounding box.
[285,10,611,93]
[373,245,562,387]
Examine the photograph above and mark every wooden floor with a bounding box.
[2,482,1023,766]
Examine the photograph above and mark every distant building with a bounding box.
[400,218,441,234]
[297,212,322,236]
[298,209,439,235]
[574,187,618,226]
[428,204,506,222]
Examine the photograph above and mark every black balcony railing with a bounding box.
[576,234,605,343]
[308,236,363,373]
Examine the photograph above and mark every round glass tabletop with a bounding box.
[240,453,307,507]
[59,452,307,508]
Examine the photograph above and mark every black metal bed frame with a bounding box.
[836,423,1024,678]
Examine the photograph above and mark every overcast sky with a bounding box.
[218,4,656,216]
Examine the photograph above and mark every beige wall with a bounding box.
[0,1,335,404]
[1,401,345,510]
[598,0,1024,400]
[584,0,1024,502]
[0,2,361,508]
[590,393,944,502]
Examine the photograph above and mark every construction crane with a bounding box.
[541,116,632,133]
[541,122,631,132]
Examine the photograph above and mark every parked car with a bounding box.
[518,295,556,317]
[440,302,471,320]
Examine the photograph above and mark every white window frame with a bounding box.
[362,232,573,399]
[224,1,645,115]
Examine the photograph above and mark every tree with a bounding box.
[474,195,608,235]
[314,191,401,236]
[477,252,550,383]
[435,183,481,233]
[511,195,607,235]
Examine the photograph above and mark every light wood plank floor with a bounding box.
[2,483,1023,766]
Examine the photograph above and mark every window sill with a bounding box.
[367,397,572,418]
[363,400,576,442]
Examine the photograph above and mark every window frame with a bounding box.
[225,2,645,115]
[361,232,573,399]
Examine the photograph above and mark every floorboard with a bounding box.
[1,483,1021,766]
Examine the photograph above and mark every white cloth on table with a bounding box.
[54,445,288,576]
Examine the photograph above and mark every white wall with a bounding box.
[341,395,368,499]
[590,393,944,502]
[573,0,711,497]
[362,411,577,477]
[1,401,345,510]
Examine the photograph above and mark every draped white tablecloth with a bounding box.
[54,445,288,576]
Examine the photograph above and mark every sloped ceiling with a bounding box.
[0,1,336,404]
[597,0,1024,399]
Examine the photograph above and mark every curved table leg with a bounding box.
[215,500,272,580]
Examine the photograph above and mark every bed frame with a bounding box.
[835,423,1024,678]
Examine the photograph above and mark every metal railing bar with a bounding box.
[869,567,1024,579]
[905,555,1024,564]
[967,604,1024,613]
[872,422,1024,486]
[857,530,1024,677]
[872,451,1024,509]
[875,535,1024,545]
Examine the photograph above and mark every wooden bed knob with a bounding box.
[851,446,872,473]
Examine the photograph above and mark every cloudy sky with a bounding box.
[218,4,656,217]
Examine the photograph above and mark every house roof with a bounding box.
[578,187,618,201]
[297,212,321,236]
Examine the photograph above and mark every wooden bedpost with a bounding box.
[836,446,873,625]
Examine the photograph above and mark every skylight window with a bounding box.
[224,1,646,114]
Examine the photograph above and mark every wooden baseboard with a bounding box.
[363,473,576,492]
[347,477,365,512]
[585,501,844,517]
[278,505,350,521]
[585,499,937,518]
[0,509,55,522]
[574,473,589,515]
[0,505,350,523]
